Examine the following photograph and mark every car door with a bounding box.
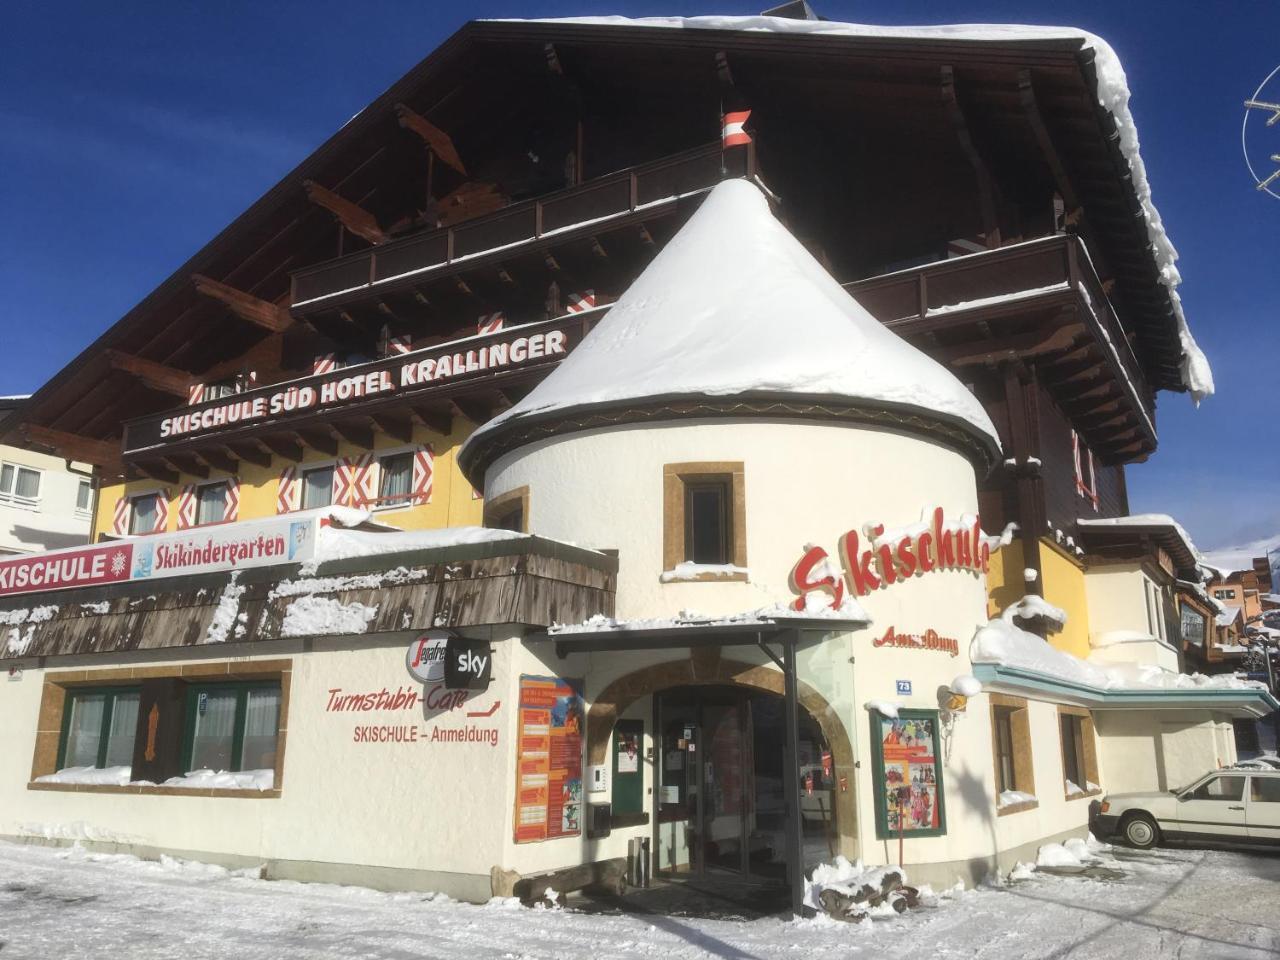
[1175,774,1249,842]
[1246,776,1280,846]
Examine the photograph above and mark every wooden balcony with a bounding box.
[290,142,756,315]
[844,234,1157,460]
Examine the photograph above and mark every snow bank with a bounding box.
[465,179,1000,458]
[204,572,246,643]
[804,856,904,912]
[310,524,529,567]
[1003,594,1068,628]
[658,562,749,583]
[1037,836,1113,869]
[550,596,869,634]
[280,596,378,638]
[34,766,133,786]
[503,14,1211,401]
[971,598,1267,693]
[163,769,274,791]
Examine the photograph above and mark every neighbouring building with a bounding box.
[0,396,93,557]
[1,13,1274,915]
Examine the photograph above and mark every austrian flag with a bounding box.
[722,110,752,148]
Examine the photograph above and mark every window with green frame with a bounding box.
[58,687,142,770]
[181,681,281,774]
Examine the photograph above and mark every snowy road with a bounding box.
[1,840,1279,959]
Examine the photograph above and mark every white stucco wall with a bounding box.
[1084,563,1180,671]
[0,444,92,555]
[1094,709,1238,793]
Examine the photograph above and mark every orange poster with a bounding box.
[513,676,583,843]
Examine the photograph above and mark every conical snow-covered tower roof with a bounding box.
[461,179,1000,478]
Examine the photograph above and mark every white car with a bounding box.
[1231,754,1280,772]
[1090,769,1280,849]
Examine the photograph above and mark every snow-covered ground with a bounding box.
[2,841,1280,958]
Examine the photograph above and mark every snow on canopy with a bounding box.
[467,179,999,456]
[494,14,1214,404]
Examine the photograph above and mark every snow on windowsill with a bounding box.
[32,767,275,792]
[997,790,1038,813]
[658,562,749,584]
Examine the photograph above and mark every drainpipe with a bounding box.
[782,632,805,917]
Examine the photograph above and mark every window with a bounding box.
[662,463,747,577]
[1213,589,1234,601]
[0,462,42,508]
[1058,709,1099,796]
[196,482,228,526]
[1251,778,1280,803]
[302,466,334,510]
[484,486,529,533]
[59,688,141,770]
[129,493,160,534]
[376,452,413,508]
[75,479,92,516]
[184,682,282,773]
[1186,775,1245,802]
[991,695,1036,811]
[685,481,730,564]
[1181,605,1206,647]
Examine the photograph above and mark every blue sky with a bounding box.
[2,1,1277,551]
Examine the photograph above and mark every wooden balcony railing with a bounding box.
[844,234,1152,414]
[290,141,757,312]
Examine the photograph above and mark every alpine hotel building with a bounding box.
[1,13,1274,914]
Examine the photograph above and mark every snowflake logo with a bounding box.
[110,551,128,576]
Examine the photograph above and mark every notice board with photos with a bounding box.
[514,675,584,843]
[611,719,644,816]
[869,708,947,840]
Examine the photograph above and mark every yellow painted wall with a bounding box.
[1039,539,1091,659]
[985,539,1026,619]
[91,420,484,542]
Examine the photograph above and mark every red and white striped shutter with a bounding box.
[388,334,412,355]
[1071,430,1084,494]
[153,490,170,534]
[477,312,505,336]
[352,453,377,507]
[177,484,197,530]
[1086,449,1099,510]
[223,478,240,523]
[565,290,596,313]
[112,497,129,536]
[472,487,483,501]
[332,458,355,507]
[276,466,300,514]
[243,370,258,388]
[187,383,206,405]
[412,445,434,505]
[313,354,337,375]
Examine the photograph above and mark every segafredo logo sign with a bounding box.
[406,631,450,683]
[790,507,1015,610]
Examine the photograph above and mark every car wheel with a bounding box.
[1122,814,1159,849]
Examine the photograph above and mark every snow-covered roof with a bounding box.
[1216,603,1243,628]
[1076,514,1205,569]
[499,14,1212,404]
[465,179,1000,462]
[1202,532,1280,578]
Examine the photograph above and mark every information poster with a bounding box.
[514,675,583,843]
[871,709,946,839]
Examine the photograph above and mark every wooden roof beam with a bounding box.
[394,103,467,176]
[192,274,292,333]
[259,435,303,463]
[21,424,120,467]
[941,323,1081,368]
[941,65,1000,247]
[297,427,338,457]
[371,412,413,445]
[1018,69,1083,219]
[133,460,180,485]
[410,405,452,437]
[226,442,271,469]
[103,349,193,398]
[163,454,208,480]
[330,420,374,449]
[451,397,496,426]
[303,180,389,246]
[192,449,239,475]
